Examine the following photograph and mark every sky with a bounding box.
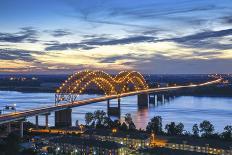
[0,0,231,74]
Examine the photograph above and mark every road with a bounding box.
[0,78,221,125]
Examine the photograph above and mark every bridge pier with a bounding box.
[137,93,148,107]
[45,114,49,129]
[157,94,165,104]
[149,94,158,106]
[35,115,39,129]
[162,94,165,104]
[55,108,72,127]
[155,94,158,105]
[20,121,24,138]
[7,123,11,133]
[149,94,155,104]
[107,98,121,116]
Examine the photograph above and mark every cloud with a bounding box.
[46,29,72,37]
[0,27,38,43]
[98,54,138,63]
[163,29,232,50]
[64,0,227,30]
[45,35,156,51]
[109,4,218,20]
[45,43,96,51]
[82,35,156,45]
[123,54,232,74]
[0,48,41,61]
[221,16,232,24]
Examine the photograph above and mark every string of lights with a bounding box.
[55,70,148,104]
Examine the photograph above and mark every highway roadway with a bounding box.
[0,79,222,125]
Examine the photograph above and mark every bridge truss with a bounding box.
[55,70,148,104]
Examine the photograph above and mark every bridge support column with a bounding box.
[45,114,49,129]
[137,93,148,107]
[149,94,155,104]
[107,99,110,110]
[107,98,120,116]
[118,98,121,109]
[155,95,158,105]
[7,123,11,133]
[162,94,165,104]
[35,115,39,129]
[165,95,170,102]
[157,94,163,104]
[55,108,72,127]
[20,121,24,138]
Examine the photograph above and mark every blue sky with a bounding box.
[0,0,231,74]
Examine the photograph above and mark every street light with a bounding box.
[80,124,84,133]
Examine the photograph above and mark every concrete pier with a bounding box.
[162,94,165,104]
[107,98,121,116]
[35,115,39,129]
[7,123,11,133]
[137,93,148,106]
[55,109,72,127]
[157,94,165,104]
[155,94,158,105]
[149,94,155,104]
[45,114,49,129]
[20,121,24,138]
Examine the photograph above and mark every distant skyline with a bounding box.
[0,0,231,74]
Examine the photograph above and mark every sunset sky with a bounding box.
[0,0,231,74]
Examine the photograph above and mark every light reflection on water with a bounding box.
[0,91,231,132]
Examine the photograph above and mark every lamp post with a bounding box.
[80,124,83,133]
[13,103,16,113]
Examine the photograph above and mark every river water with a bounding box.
[0,91,231,132]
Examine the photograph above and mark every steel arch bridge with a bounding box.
[55,70,149,104]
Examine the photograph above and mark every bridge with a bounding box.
[0,70,222,137]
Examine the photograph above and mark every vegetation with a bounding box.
[145,116,232,141]
[84,110,139,132]
[85,111,231,141]
[192,123,200,137]
[146,116,162,134]
[199,120,215,137]
[165,122,184,136]
[0,133,21,155]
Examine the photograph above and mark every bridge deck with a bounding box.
[0,79,221,125]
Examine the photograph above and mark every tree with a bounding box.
[103,116,113,128]
[165,122,176,136]
[146,116,162,134]
[176,123,184,135]
[119,122,128,131]
[4,133,20,155]
[165,122,184,136]
[21,148,37,155]
[221,125,232,140]
[85,112,94,125]
[94,110,106,125]
[192,124,200,137]
[199,120,214,137]
[112,120,121,128]
[128,122,136,131]
[124,113,132,125]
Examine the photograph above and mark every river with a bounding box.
[0,91,231,132]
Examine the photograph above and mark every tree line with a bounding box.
[85,110,232,141]
[146,116,231,141]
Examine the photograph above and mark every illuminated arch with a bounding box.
[55,70,148,104]
[115,71,148,93]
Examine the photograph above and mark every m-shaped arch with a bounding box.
[55,70,148,104]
